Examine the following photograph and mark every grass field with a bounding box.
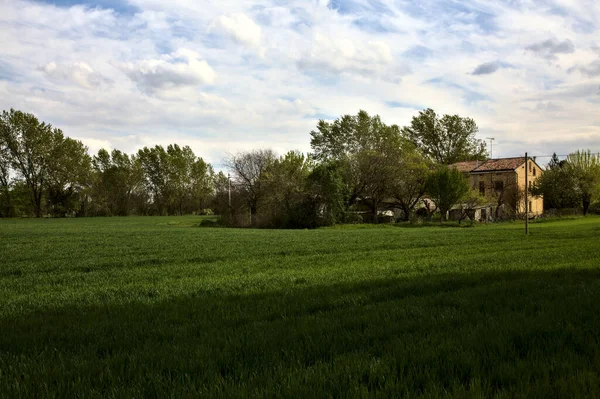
[1,216,600,397]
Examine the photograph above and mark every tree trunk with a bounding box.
[250,202,257,226]
[582,194,591,216]
[400,204,410,222]
[34,189,43,218]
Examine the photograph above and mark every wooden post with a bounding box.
[525,152,529,235]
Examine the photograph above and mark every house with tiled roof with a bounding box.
[451,157,544,220]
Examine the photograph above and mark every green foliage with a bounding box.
[532,154,579,212]
[388,143,431,221]
[137,145,213,216]
[1,217,600,396]
[565,150,600,215]
[456,189,487,224]
[402,108,488,164]
[310,110,408,218]
[91,149,144,216]
[426,165,470,221]
[0,109,91,217]
[310,110,403,162]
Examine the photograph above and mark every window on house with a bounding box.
[528,201,532,212]
[479,181,485,196]
[533,167,536,176]
[494,181,504,192]
[529,162,532,172]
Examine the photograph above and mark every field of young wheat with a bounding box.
[1,216,599,397]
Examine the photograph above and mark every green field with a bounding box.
[1,217,600,397]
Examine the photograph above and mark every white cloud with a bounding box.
[298,34,399,80]
[0,0,599,164]
[209,13,262,47]
[39,62,111,89]
[119,49,216,94]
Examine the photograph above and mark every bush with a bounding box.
[199,219,218,227]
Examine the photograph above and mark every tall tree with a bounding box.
[225,149,276,224]
[306,161,345,226]
[352,148,398,223]
[92,149,143,216]
[425,166,470,222]
[402,108,487,164]
[0,109,89,217]
[565,150,600,215]
[389,143,431,221]
[0,135,12,217]
[532,155,579,212]
[261,151,313,227]
[310,110,405,214]
[45,137,91,217]
[310,110,403,162]
[138,145,172,215]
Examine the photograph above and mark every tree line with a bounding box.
[1,108,599,225]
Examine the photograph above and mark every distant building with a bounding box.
[451,157,544,220]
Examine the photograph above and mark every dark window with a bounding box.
[533,167,537,176]
[528,201,532,212]
[479,181,485,195]
[494,181,504,192]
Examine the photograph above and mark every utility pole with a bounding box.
[486,137,495,159]
[227,173,231,208]
[525,152,529,235]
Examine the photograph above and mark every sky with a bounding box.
[0,0,599,166]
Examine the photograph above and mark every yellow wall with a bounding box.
[516,161,544,215]
[468,161,543,216]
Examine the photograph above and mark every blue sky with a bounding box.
[0,0,599,163]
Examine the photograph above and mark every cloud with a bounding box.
[38,62,111,89]
[119,49,216,94]
[526,38,575,60]
[1,0,599,164]
[209,13,262,47]
[297,35,399,80]
[471,62,500,76]
[569,59,600,77]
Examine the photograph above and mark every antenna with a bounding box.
[486,137,495,159]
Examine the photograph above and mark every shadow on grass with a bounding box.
[2,268,600,397]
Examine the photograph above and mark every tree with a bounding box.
[389,143,431,221]
[564,150,600,215]
[0,109,55,217]
[310,110,405,216]
[166,144,212,215]
[352,148,398,223]
[0,109,91,217]
[260,151,313,228]
[306,161,345,226]
[91,149,143,216]
[402,108,487,164]
[425,166,470,222]
[310,110,403,162]
[0,134,12,217]
[45,137,91,217]
[225,149,276,225]
[456,189,486,225]
[137,145,173,215]
[137,144,213,216]
[532,154,579,212]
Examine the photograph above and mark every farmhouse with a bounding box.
[451,157,544,221]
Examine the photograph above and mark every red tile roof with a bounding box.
[472,157,526,172]
[451,161,480,173]
[450,157,527,173]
